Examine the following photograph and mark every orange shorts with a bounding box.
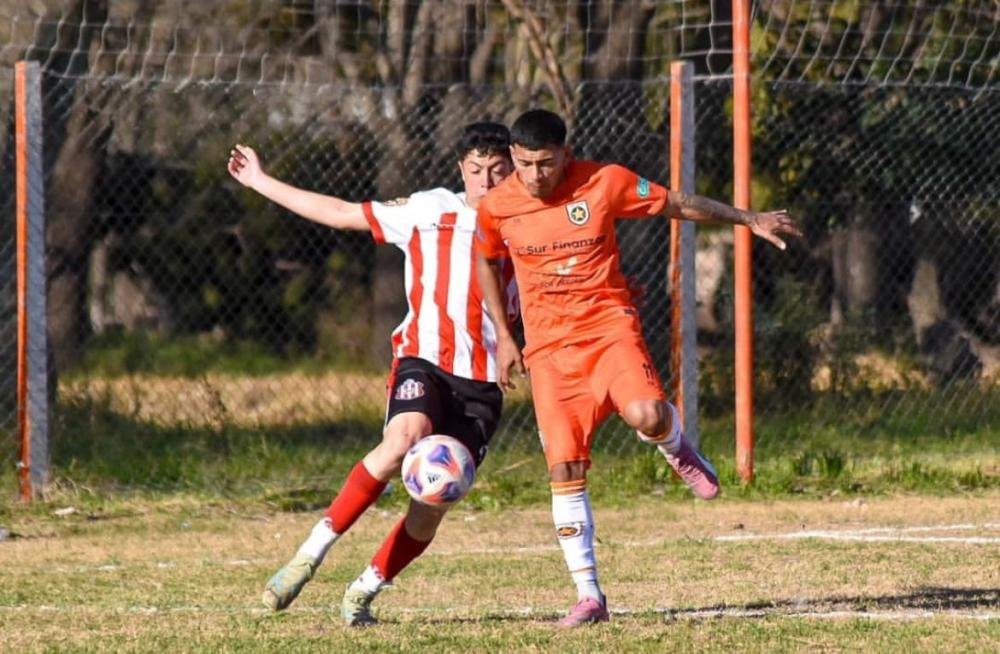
[528,334,665,469]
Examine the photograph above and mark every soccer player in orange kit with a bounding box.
[475,109,801,627]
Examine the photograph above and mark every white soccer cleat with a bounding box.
[262,551,317,611]
[341,586,379,627]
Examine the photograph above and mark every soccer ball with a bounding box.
[401,435,476,507]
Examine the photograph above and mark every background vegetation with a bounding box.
[0,1,996,493]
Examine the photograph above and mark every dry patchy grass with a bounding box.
[1,494,998,652]
[59,372,536,429]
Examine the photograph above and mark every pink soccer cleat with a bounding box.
[664,434,720,500]
[557,595,610,628]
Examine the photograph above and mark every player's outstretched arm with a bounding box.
[227,144,369,231]
[475,253,524,393]
[665,191,802,250]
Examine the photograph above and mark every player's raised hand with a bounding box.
[496,335,526,393]
[748,210,803,251]
[227,144,263,189]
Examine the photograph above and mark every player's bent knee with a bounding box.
[549,460,588,483]
[635,401,681,445]
[363,414,434,480]
[622,399,665,435]
[383,413,434,454]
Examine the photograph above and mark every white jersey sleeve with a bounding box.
[362,194,426,245]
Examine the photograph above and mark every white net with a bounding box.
[754,1,999,89]
[3,2,997,88]
[1,2,725,87]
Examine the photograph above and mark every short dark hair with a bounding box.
[510,109,567,149]
[456,122,511,161]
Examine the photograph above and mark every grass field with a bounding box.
[1,493,997,652]
[1,374,998,652]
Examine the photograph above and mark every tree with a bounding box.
[37,0,114,369]
[753,0,999,381]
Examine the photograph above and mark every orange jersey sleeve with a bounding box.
[474,203,508,259]
[600,164,668,218]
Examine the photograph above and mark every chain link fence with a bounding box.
[2,1,997,493]
[688,78,999,433]
[1,67,16,488]
[25,76,679,456]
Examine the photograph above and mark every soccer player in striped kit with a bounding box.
[227,122,516,626]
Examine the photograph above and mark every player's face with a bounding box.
[510,144,568,199]
[459,150,513,207]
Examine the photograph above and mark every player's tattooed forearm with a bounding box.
[672,191,752,226]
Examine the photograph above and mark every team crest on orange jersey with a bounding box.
[394,378,425,400]
[566,201,590,226]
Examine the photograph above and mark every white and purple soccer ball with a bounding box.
[401,435,476,507]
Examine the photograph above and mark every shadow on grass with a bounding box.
[667,586,1000,618]
[43,396,384,494]
[404,587,999,626]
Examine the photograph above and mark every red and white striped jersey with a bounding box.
[362,188,518,383]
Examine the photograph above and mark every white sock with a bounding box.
[551,481,602,602]
[571,568,602,603]
[296,517,339,563]
[349,564,387,595]
[654,402,684,454]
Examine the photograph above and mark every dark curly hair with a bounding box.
[456,121,511,161]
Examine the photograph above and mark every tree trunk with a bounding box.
[47,81,113,369]
[829,218,878,324]
[44,0,111,370]
[908,257,983,384]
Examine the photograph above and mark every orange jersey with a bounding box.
[476,160,668,360]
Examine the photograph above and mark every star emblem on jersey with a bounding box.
[394,378,425,400]
[566,201,590,226]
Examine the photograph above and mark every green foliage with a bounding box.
[2,390,995,507]
[93,117,379,365]
[755,275,827,400]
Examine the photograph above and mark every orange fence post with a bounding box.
[14,60,49,501]
[15,61,31,501]
[732,0,755,483]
